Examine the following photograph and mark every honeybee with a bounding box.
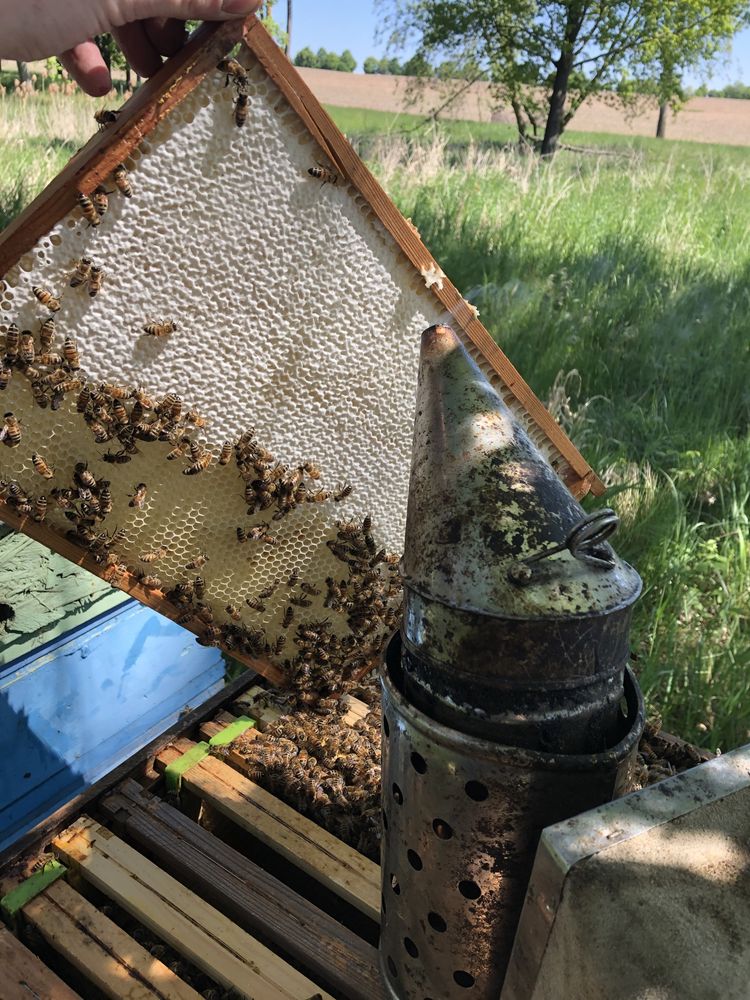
[140,545,170,563]
[89,419,111,443]
[76,385,92,412]
[302,461,321,479]
[70,257,92,288]
[1,412,21,447]
[99,481,112,515]
[59,377,82,395]
[39,316,55,354]
[216,441,233,465]
[62,336,80,369]
[112,163,132,198]
[128,482,148,508]
[31,452,54,478]
[258,579,278,599]
[111,399,128,424]
[334,482,353,502]
[288,568,300,588]
[166,437,190,461]
[74,462,97,489]
[300,582,321,596]
[88,265,105,297]
[3,322,19,359]
[32,286,61,312]
[282,606,294,629]
[33,495,47,522]
[272,635,286,655]
[102,448,131,463]
[138,574,163,590]
[194,576,206,600]
[234,92,249,128]
[0,367,11,390]
[185,410,207,428]
[186,552,208,570]
[77,191,101,227]
[308,162,338,186]
[94,108,120,129]
[142,320,177,338]
[236,527,247,543]
[197,624,221,647]
[19,332,35,365]
[245,596,266,612]
[92,186,110,217]
[290,594,312,608]
[217,56,248,88]
[183,449,212,475]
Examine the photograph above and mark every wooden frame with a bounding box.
[0,16,604,685]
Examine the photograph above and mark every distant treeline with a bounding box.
[694,81,750,99]
[292,49,477,79]
[293,48,357,72]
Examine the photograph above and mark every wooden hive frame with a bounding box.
[0,16,604,686]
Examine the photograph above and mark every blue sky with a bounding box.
[289,0,750,87]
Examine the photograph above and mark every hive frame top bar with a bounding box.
[0,15,603,500]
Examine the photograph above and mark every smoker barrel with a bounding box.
[379,635,644,1000]
[379,325,645,998]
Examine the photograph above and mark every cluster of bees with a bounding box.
[224,700,382,861]
[632,716,712,790]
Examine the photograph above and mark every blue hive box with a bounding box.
[0,533,225,852]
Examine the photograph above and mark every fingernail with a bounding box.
[222,0,255,13]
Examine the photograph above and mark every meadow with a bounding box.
[1,90,749,751]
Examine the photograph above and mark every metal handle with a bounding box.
[508,509,619,585]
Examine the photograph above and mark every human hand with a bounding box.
[0,0,261,96]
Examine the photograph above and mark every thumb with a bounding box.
[117,0,261,22]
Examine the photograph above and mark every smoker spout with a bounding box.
[400,325,641,752]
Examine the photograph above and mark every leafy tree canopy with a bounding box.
[379,1,750,154]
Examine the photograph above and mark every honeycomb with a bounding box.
[0,44,565,673]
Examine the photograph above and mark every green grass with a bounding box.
[2,94,749,751]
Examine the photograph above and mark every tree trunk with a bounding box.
[541,51,573,157]
[656,100,668,139]
[511,95,528,143]
[16,60,30,83]
[285,0,292,56]
[125,62,132,89]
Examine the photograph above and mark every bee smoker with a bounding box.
[379,325,644,1000]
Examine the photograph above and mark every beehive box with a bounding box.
[0,16,602,684]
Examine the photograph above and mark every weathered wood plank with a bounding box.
[101,780,385,1000]
[23,879,202,1000]
[0,923,81,1000]
[52,818,332,1000]
[155,739,380,922]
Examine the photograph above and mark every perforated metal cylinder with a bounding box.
[379,634,644,1000]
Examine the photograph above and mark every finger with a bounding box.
[59,40,112,97]
[117,0,261,23]
[112,21,163,78]
[144,17,186,57]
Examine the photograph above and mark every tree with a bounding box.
[16,61,30,84]
[294,46,319,68]
[339,49,358,72]
[402,52,433,77]
[259,1,288,48]
[364,56,381,73]
[380,1,750,156]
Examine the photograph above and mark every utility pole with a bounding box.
[286,0,293,56]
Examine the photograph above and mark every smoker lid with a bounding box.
[401,326,641,620]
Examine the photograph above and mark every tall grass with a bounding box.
[365,133,750,751]
[1,93,748,750]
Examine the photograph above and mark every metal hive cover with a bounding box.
[0,17,601,680]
